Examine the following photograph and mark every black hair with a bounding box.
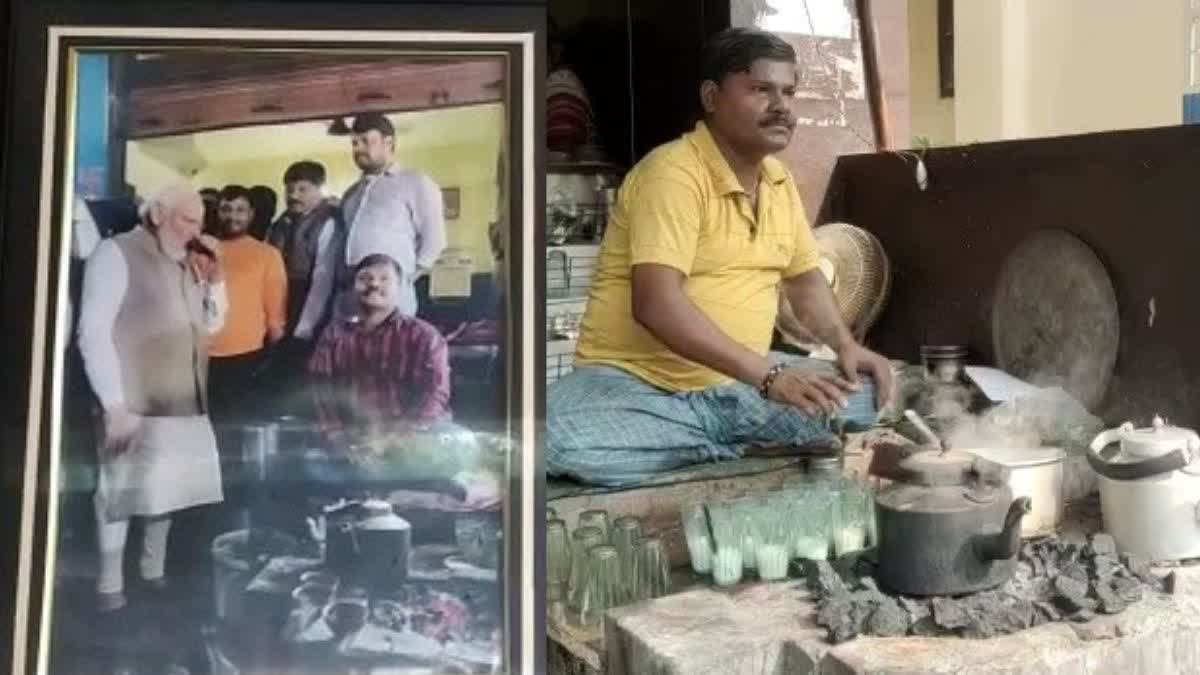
[351,112,395,138]
[218,184,253,205]
[283,160,327,186]
[699,27,796,86]
[248,185,278,239]
[355,253,403,276]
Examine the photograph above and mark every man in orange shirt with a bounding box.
[208,185,287,436]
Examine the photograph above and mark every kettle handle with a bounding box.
[1087,424,1190,481]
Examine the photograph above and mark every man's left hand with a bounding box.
[837,343,896,409]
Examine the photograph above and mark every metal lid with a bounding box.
[896,448,976,486]
[966,446,1065,468]
[1122,416,1195,446]
[807,455,845,474]
[921,345,967,358]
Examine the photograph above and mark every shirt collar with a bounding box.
[362,162,400,180]
[689,120,789,195]
[344,308,403,331]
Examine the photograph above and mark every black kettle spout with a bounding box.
[977,497,1032,561]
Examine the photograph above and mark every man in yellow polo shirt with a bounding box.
[547,28,896,486]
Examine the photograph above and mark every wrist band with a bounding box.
[759,363,786,399]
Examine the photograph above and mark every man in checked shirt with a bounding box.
[335,112,447,319]
[306,253,498,509]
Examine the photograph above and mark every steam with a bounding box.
[923,378,1103,452]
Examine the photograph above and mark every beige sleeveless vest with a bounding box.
[112,227,209,416]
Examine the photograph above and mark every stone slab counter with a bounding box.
[605,579,1200,675]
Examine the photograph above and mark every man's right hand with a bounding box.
[103,407,142,452]
[766,368,860,417]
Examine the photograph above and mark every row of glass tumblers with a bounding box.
[545,509,673,628]
[682,478,877,587]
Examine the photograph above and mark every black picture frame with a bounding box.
[0,1,547,673]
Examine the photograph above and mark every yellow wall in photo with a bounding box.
[125,103,504,272]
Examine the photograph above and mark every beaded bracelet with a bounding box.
[758,363,786,399]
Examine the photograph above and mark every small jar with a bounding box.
[920,345,966,384]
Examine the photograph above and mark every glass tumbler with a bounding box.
[833,482,869,557]
[577,545,621,628]
[547,518,572,589]
[633,536,672,600]
[568,526,605,610]
[789,488,833,561]
[705,502,744,586]
[681,503,714,574]
[755,492,792,581]
[610,516,643,602]
[725,497,761,571]
[578,509,611,540]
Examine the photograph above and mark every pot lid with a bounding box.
[1114,416,1200,457]
[966,446,1064,468]
[357,499,411,531]
[896,449,977,486]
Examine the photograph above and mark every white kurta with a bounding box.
[79,237,229,521]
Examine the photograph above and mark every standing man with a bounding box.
[77,184,227,612]
[547,28,896,487]
[207,184,288,425]
[339,112,447,318]
[265,160,342,342]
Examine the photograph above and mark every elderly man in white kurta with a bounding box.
[77,184,228,612]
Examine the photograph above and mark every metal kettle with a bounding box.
[324,499,413,588]
[873,446,1031,596]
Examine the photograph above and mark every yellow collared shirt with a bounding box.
[575,121,820,392]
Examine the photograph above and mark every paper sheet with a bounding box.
[963,366,1044,402]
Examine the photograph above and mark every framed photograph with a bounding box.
[0,2,546,674]
[443,187,463,219]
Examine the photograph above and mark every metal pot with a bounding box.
[966,447,1064,538]
[873,448,1032,596]
[1088,416,1200,561]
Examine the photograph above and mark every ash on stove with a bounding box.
[808,533,1164,643]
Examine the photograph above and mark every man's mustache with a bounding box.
[760,116,795,128]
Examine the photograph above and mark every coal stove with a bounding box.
[808,532,1164,644]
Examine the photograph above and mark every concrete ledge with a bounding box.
[604,581,1200,675]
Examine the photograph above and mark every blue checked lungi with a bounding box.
[546,353,878,487]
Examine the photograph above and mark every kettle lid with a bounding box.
[1100,415,1200,462]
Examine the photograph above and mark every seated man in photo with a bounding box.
[546,28,896,487]
[306,253,497,509]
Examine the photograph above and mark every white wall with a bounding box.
[950,0,1186,144]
